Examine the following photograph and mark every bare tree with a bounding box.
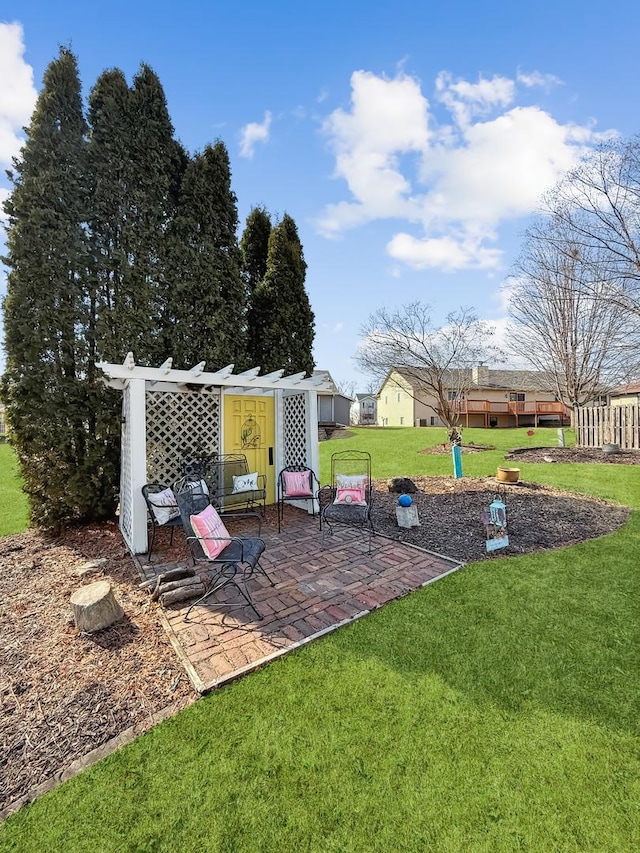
[551,135,640,319]
[335,378,357,398]
[507,212,640,420]
[356,303,501,430]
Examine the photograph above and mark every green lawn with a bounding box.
[1,427,639,852]
[0,443,28,536]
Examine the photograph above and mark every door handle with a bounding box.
[268,447,274,466]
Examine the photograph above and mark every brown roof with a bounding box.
[391,365,555,393]
[609,381,640,396]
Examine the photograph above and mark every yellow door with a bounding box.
[223,395,276,504]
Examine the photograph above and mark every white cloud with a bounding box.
[387,232,502,271]
[238,110,272,159]
[435,71,515,128]
[317,71,430,235]
[0,22,37,167]
[318,68,611,272]
[517,70,563,91]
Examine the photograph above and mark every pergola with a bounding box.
[98,354,333,555]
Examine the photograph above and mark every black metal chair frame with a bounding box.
[142,483,184,561]
[276,464,320,532]
[182,453,267,518]
[174,481,273,622]
[319,450,375,553]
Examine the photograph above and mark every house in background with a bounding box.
[0,403,7,441]
[376,365,571,428]
[607,381,640,406]
[350,393,377,425]
[314,370,353,435]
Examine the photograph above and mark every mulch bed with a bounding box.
[0,454,633,817]
[505,446,640,464]
[371,477,630,564]
[0,521,195,817]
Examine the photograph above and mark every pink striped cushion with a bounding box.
[190,504,231,559]
[283,469,313,497]
[334,486,367,506]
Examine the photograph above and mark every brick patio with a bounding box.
[135,508,464,693]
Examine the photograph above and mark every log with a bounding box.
[155,576,205,596]
[70,581,124,633]
[139,566,195,590]
[160,583,206,606]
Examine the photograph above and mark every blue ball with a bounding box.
[398,494,413,507]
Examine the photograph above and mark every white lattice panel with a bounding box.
[283,393,308,466]
[119,388,133,545]
[146,389,221,486]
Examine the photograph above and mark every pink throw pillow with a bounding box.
[190,504,231,559]
[334,487,366,506]
[283,469,313,497]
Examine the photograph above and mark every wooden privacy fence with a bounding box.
[576,405,639,450]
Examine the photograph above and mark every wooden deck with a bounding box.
[135,507,464,693]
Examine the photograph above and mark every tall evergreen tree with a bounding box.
[250,213,315,375]
[127,64,183,364]
[164,141,246,369]
[87,68,138,364]
[241,206,272,366]
[1,48,104,529]
[241,206,271,293]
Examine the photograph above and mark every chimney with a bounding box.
[472,363,489,386]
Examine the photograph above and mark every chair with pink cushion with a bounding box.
[319,450,375,553]
[276,465,320,532]
[173,479,273,622]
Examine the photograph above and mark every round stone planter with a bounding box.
[602,443,620,456]
[496,467,520,484]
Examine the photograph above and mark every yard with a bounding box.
[1,427,639,851]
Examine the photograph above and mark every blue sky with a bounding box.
[2,1,640,389]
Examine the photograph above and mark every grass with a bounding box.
[0,443,28,536]
[1,427,639,851]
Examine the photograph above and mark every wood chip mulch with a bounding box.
[0,521,195,818]
[371,476,631,564]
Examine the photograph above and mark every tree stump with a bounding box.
[70,580,124,632]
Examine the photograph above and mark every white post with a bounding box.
[306,390,321,511]
[128,378,148,554]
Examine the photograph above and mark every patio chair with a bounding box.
[142,483,183,561]
[173,479,273,622]
[277,465,320,532]
[207,453,267,518]
[319,450,375,553]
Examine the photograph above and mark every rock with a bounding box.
[543,456,555,463]
[388,477,418,494]
[70,580,124,633]
[396,505,420,528]
[71,558,108,577]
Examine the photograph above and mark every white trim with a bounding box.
[97,355,333,392]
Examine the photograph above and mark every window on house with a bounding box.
[447,391,458,401]
[397,392,401,402]
[430,417,436,426]
[509,393,525,402]
[419,419,427,427]
[400,417,404,425]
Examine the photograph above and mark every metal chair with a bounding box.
[173,480,273,622]
[141,483,183,561]
[207,453,267,517]
[320,450,375,553]
[277,465,320,532]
